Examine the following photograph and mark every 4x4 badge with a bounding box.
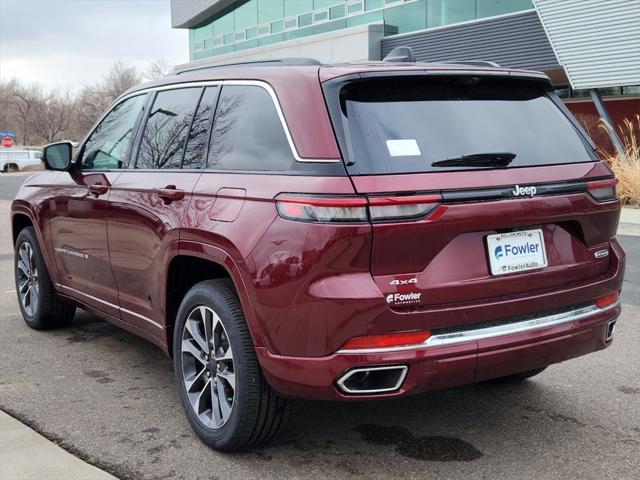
[390,277,418,286]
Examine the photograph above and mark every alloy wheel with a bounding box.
[16,242,39,316]
[181,305,236,429]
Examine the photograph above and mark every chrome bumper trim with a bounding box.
[338,301,620,354]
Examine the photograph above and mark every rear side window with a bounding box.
[332,76,598,175]
[136,88,201,169]
[182,86,219,169]
[80,94,147,170]
[207,85,295,171]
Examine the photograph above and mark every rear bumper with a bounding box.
[257,300,621,400]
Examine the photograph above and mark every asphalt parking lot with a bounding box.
[1,172,638,480]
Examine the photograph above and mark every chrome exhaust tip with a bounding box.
[336,365,408,394]
[605,319,617,342]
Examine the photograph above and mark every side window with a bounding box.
[182,86,219,169]
[207,85,295,171]
[136,88,201,169]
[80,94,146,170]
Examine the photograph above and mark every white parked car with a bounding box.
[0,149,42,172]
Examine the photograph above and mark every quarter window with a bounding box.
[136,88,201,169]
[207,85,294,171]
[80,94,146,170]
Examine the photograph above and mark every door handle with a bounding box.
[89,184,109,196]
[157,186,185,203]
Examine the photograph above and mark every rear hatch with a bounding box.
[322,72,620,312]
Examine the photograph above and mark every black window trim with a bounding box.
[200,86,222,170]
[103,80,340,164]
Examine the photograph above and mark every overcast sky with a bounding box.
[0,0,188,91]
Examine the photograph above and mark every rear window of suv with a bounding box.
[330,76,598,175]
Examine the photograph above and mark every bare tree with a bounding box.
[0,59,167,146]
[32,88,77,143]
[144,59,172,81]
[76,61,141,134]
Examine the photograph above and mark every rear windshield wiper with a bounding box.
[431,152,516,168]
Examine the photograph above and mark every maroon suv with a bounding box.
[12,55,625,452]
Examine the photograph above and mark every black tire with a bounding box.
[486,367,547,384]
[172,279,288,452]
[15,227,75,329]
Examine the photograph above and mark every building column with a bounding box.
[589,89,626,156]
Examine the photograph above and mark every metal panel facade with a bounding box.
[171,0,231,28]
[533,0,640,89]
[381,10,559,71]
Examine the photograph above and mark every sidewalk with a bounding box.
[619,207,640,236]
[0,410,117,480]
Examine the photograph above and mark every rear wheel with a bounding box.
[15,227,75,329]
[486,367,547,384]
[173,279,287,452]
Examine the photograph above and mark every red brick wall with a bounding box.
[565,97,640,155]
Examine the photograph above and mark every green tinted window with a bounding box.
[476,0,533,18]
[187,0,535,61]
[271,19,284,32]
[348,1,364,14]
[314,0,343,9]
[384,0,426,34]
[315,18,346,34]
[260,33,285,46]
[298,12,313,26]
[235,0,258,29]
[285,0,312,16]
[427,0,474,28]
[348,9,383,27]
[213,11,234,34]
[258,0,284,23]
[286,25,315,40]
[246,26,258,39]
[330,4,346,19]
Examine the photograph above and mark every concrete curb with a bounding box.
[619,207,640,236]
[620,207,639,225]
[0,410,118,480]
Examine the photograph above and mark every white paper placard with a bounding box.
[386,139,421,157]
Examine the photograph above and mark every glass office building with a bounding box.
[187,0,533,61]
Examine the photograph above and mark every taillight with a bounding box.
[275,195,368,223]
[340,330,431,351]
[587,178,618,202]
[275,193,441,223]
[595,292,619,308]
[368,194,441,222]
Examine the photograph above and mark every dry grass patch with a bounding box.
[599,115,640,207]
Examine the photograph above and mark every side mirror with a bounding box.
[43,141,73,171]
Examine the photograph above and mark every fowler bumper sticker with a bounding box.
[386,292,422,305]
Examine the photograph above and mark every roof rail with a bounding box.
[175,57,322,75]
[383,46,416,63]
[442,60,501,68]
